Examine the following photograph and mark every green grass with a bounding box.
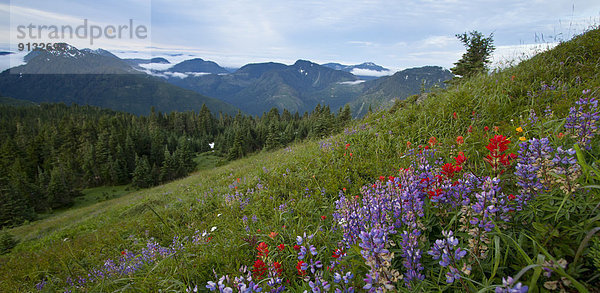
[73,185,132,209]
[193,151,222,171]
[31,185,132,223]
[1,27,599,292]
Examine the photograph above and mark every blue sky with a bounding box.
[1,0,600,72]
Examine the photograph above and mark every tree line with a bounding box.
[0,102,352,227]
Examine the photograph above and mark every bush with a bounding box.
[0,231,17,255]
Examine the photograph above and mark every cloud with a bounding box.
[2,0,600,72]
[138,63,173,71]
[3,2,152,52]
[0,51,27,72]
[350,68,392,77]
[491,42,559,68]
[163,71,188,79]
[348,41,376,47]
[421,35,457,48]
[338,80,366,85]
[187,72,212,77]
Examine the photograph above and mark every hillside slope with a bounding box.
[1,28,599,292]
[350,65,453,116]
[166,59,359,115]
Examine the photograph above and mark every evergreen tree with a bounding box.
[159,147,177,183]
[227,130,245,160]
[339,104,352,126]
[0,178,35,227]
[0,160,36,227]
[46,165,76,209]
[131,155,152,188]
[81,141,99,186]
[175,137,196,175]
[124,134,137,174]
[451,31,495,78]
[264,122,281,151]
[0,100,343,226]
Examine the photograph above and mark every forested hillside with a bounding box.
[0,103,351,227]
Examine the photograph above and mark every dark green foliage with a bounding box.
[46,165,79,209]
[0,179,36,227]
[451,31,495,78]
[0,231,17,255]
[0,96,36,106]
[0,101,353,227]
[159,147,177,183]
[132,155,153,188]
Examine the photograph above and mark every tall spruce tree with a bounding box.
[131,155,152,188]
[451,31,495,78]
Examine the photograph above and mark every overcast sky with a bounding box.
[1,0,599,71]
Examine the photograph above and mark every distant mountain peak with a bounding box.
[167,58,228,74]
[293,59,316,68]
[124,57,170,67]
[321,62,390,76]
[16,43,138,74]
[150,57,170,64]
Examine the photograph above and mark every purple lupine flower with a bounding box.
[494,277,528,293]
[565,94,599,150]
[527,109,538,127]
[362,273,376,291]
[514,137,555,210]
[298,245,307,260]
[552,146,581,193]
[277,202,287,212]
[309,258,322,274]
[358,227,397,291]
[470,177,505,231]
[514,141,544,210]
[544,105,553,118]
[400,229,425,287]
[60,238,185,291]
[309,245,318,256]
[35,279,46,291]
[428,230,468,284]
[206,281,217,291]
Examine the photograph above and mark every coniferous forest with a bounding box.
[0,102,352,227]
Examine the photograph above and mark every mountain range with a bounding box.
[0,45,238,115]
[0,44,454,116]
[321,62,391,80]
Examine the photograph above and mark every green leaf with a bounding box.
[574,144,600,181]
[529,254,545,291]
[525,234,590,293]
[490,236,500,280]
[532,222,548,234]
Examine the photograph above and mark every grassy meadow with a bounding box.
[1,28,600,292]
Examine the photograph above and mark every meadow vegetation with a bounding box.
[1,27,599,292]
